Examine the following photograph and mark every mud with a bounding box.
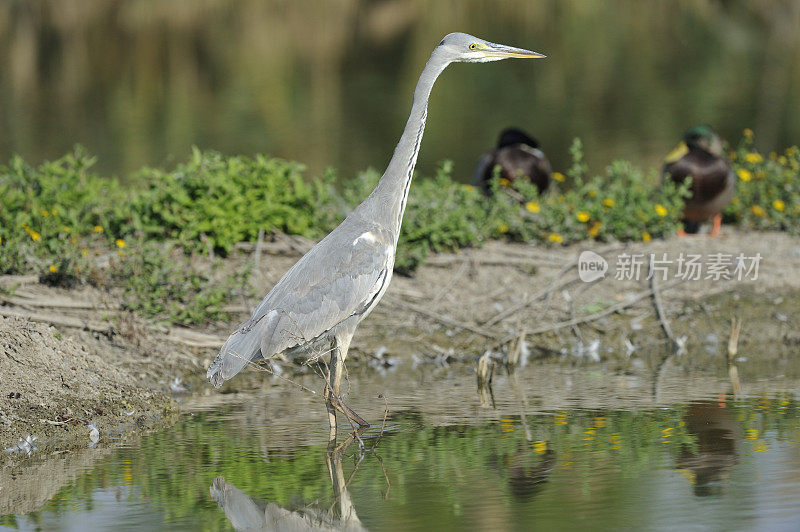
[2,229,799,452]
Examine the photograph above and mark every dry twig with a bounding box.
[649,267,678,348]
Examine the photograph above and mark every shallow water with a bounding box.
[3,363,800,531]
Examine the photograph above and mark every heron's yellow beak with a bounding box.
[486,43,546,59]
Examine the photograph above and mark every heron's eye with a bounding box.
[469,43,477,50]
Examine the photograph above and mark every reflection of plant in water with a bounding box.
[4,397,798,529]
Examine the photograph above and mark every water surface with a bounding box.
[3,364,800,530]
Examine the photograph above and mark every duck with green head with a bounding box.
[663,125,735,236]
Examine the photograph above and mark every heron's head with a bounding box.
[436,32,545,63]
[684,125,723,156]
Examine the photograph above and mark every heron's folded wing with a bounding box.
[244,229,391,355]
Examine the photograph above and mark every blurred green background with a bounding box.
[1,0,798,181]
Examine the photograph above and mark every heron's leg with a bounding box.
[326,339,341,437]
[328,332,370,429]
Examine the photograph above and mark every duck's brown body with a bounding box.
[473,128,550,195]
[664,150,735,223]
[662,126,735,235]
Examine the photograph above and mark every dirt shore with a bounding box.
[2,228,800,452]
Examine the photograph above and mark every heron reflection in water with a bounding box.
[207,33,545,437]
[210,435,370,531]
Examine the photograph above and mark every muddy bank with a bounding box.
[2,229,800,452]
[0,317,178,453]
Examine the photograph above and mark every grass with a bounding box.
[0,130,797,325]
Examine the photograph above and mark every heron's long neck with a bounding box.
[366,54,449,239]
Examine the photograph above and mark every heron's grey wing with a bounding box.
[259,232,392,354]
[207,225,392,386]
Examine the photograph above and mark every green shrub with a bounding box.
[395,162,493,273]
[110,241,251,326]
[126,148,335,255]
[0,136,796,325]
[488,139,689,245]
[0,148,127,278]
[725,130,800,232]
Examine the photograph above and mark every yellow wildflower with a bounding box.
[744,153,763,164]
[31,231,41,242]
[51,209,58,216]
[81,248,88,256]
[497,177,511,187]
[63,226,70,232]
[779,156,788,165]
[0,236,2,245]
[552,172,565,182]
[525,201,540,213]
[751,205,766,217]
[642,232,652,242]
[533,440,547,454]
[743,128,754,139]
[769,151,777,160]
[463,184,474,192]
[773,199,785,212]
[654,204,668,217]
[548,233,563,244]
[576,211,591,223]
[603,198,615,208]
[118,249,125,257]
[93,225,104,233]
[737,168,752,182]
[497,223,510,234]
[48,265,58,273]
[41,209,50,217]
[588,221,602,238]
[115,239,126,248]
[588,190,597,198]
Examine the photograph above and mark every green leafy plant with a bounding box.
[110,242,251,326]
[724,130,800,232]
[126,148,335,255]
[488,139,689,245]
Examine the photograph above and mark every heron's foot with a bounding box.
[329,395,370,428]
[709,214,722,237]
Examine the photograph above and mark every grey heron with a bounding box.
[207,32,545,434]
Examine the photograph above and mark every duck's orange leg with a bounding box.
[709,214,722,237]
[677,228,688,237]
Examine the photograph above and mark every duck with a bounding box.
[472,127,551,195]
[663,125,735,236]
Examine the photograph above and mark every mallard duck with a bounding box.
[663,125,735,236]
[472,127,551,195]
